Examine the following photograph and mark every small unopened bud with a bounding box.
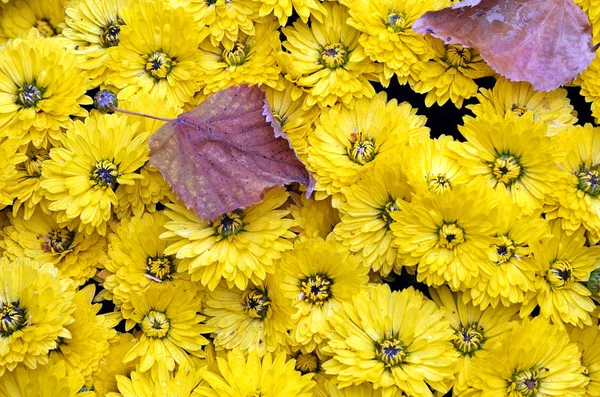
[94,90,118,113]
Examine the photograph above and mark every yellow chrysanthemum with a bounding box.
[168,0,260,45]
[278,238,369,351]
[467,77,577,136]
[450,113,562,215]
[391,182,497,290]
[468,317,588,397]
[344,0,450,80]
[522,222,600,327]
[580,49,600,123]
[62,0,128,85]
[123,283,212,375]
[0,257,75,375]
[107,0,204,106]
[41,113,149,235]
[290,347,330,395]
[568,324,600,397]
[545,124,600,239]
[198,18,283,94]
[204,277,293,356]
[254,0,325,25]
[409,36,494,108]
[0,360,92,397]
[280,2,385,108]
[1,211,106,286]
[91,333,139,396]
[400,134,471,196]
[0,0,66,40]
[0,138,27,209]
[307,92,428,204]
[334,162,413,276]
[195,349,315,397]
[324,381,404,397]
[161,187,295,291]
[324,284,457,397]
[0,32,91,147]
[576,0,600,43]
[430,286,519,394]
[49,285,117,382]
[289,191,340,240]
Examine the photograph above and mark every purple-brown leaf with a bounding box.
[149,85,313,220]
[413,0,595,92]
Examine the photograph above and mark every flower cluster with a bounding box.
[0,0,599,396]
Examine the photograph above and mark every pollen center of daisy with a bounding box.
[43,228,76,254]
[510,103,528,117]
[300,274,333,305]
[91,160,119,190]
[214,212,243,237]
[34,18,58,37]
[16,83,43,108]
[242,289,271,319]
[320,43,348,69]
[22,150,49,178]
[427,174,452,194]
[453,323,484,356]
[142,310,170,338]
[295,352,320,374]
[387,11,406,32]
[0,301,27,337]
[437,223,465,249]
[146,255,174,282]
[348,133,376,165]
[546,259,574,290]
[491,154,522,185]
[100,19,123,48]
[222,41,249,67]
[446,44,472,68]
[576,165,600,196]
[508,368,547,397]
[375,338,406,368]
[381,199,399,227]
[492,235,516,265]
[145,51,175,80]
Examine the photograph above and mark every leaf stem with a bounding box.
[110,106,176,122]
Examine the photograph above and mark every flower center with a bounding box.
[213,212,243,237]
[453,323,484,356]
[576,165,600,196]
[320,43,348,69]
[16,83,43,108]
[348,133,376,165]
[511,104,528,117]
[491,154,522,185]
[242,289,271,319]
[43,228,75,254]
[300,274,332,305]
[427,174,452,194]
[295,352,320,374]
[508,368,547,397]
[146,256,174,282]
[546,260,574,290]
[142,310,170,338]
[21,150,49,178]
[381,199,399,227]
[387,11,406,32]
[222,41,249,67]
[492,235,516,265]
[375,338,406,368]
[100,19,123,48]
[446,44,472,68]
[34,18,58,37]
[437,223,465,249]
[0,301,27,337]
[144,51,175,80]
[91,160,119,189]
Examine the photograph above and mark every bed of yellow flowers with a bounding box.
[0,0,600,396]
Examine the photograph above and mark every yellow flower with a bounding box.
[62,0,128,85]
[108,363,205,397]
[0,32,92,147]
[91,333,139,396]
[280,2,385,108]
[41,113,149,235]
[344,0,450,80]
[1,211,107,286]
[198,18,283,94]
[391,183,497,290]
[575,0,600,43]
[123,283,212,376]
[162,187,295,291]
[450,113,562,215]
[254,0,325,25]
[195,349,315,397]
[580,49,600,123]
[323,284,458,397]
[409,36,494,108]
[522,222,600,327]
[278,238,370,351]
[324,382,404,397]
[430,286,519,394]
[568,324,600,397]
[0,138,27,209]
[289,191,340,240]
[468,317,588,397]
[307,92,428,205]
[0,0,66,40]
[107,0,204,106]
[334,161,413,276]
[0,257,75,376]
[467,77,577,136]
[204,277,293,356]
